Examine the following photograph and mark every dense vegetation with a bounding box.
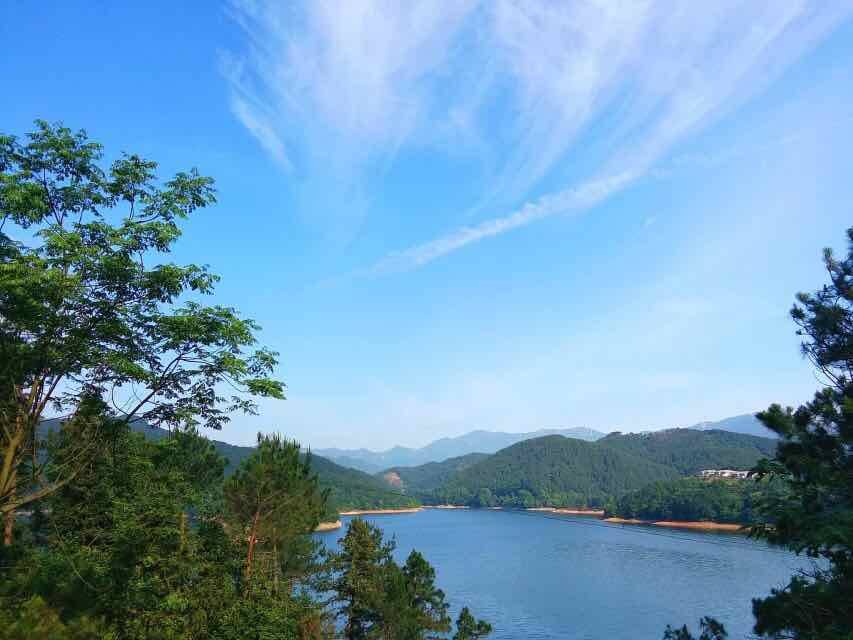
[426,435,680,508]
[310,455,418,512]
[380,453,490,494]
[598,429,777,475]
[157,426,419,513]
[386,429,777,509]
[46,419,420,516]
[0,122,486,639]
[609,477,786,524]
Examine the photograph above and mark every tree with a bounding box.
[453,607,492,640]
[325,518,394,640]
[223,434,327,588]
[662,618,727,640]
[748,228,853,639]
[380,551,451,639]
[324,519,487,640]
[0,121,284,544]
[665,228,853,639]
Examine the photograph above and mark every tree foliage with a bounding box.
[453,607,493,640]
[323,519,489,640]
[428,435,680,508]
[598,429,777,476]
[610,477,785,524]
[747,228,853,639]
[1,422,329,639]
[665,227,853,639]
[0,121,283,541]
[224,433,327,585]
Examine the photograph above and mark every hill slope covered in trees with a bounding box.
[426,435,681,508]
[42,419,415,513]
[597,428,776,474]
[379,453,490,494]
[386,429,778,509]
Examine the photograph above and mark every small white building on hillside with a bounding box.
[698,469,750,480]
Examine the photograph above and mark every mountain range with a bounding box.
[316,414,774,473]
[315,427,604,473]
[687,413,777,439]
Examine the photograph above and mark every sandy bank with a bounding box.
[527,507,605,516]
[604,517,748,533]
[423,504,470,510]
[314,520,342,532]
[339,507,423,516]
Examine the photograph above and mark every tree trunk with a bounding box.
[246,509,261,582]
[180,511,188,553]
[3,508,14,546]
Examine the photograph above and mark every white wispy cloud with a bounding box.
[224,0,852,260]
[223,0,479,239]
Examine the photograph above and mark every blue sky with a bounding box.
[3,2,853,449]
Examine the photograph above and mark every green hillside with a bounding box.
[308,453,419,512]
[41,419,416,514]
[428,435,680,508]
[598,428,777,475]
[609,476,788,524]
[379,453,490,494]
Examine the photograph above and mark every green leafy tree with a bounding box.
[224,434,328,588]
[452,607,492,640]
[0,121,284,544]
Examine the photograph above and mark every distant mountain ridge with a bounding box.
[316,413,774,473]
[686,413,777,439]
[315,427,605,473]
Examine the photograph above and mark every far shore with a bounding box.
[526,507,605,516]
[319,506,751,534]
[604,516,749,533]
[338,507,423,516]
[423,504,470,510]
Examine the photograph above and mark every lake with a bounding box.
[317,508,810,639]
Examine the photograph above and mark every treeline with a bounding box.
[607,477,787,524]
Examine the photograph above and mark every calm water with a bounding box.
[317,509,810,639]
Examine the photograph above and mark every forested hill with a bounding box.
[40,419,416,513]
[428,435,681,508]
[597,428,777,475]
[385,429,778,509]
[380,453,490,494]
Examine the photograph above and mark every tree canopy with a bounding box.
[0,121,283,542]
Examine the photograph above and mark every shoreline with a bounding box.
[526,507,605,517]
[320,506,751,534]
[603,517,749,533]
[423,504,470,510]
[338,507,423,516]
